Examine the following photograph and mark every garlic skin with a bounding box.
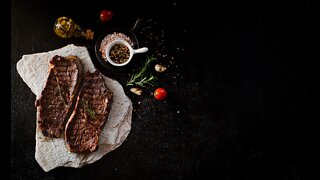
[130,88,142,95]
[155,64,167,72]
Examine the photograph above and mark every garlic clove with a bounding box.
[155,64,167,72]
[130,87,142,95]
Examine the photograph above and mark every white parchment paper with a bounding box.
[16,44,132,172]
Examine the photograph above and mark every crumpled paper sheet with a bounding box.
[16,44,132,172]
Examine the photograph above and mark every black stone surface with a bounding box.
[11,0,312,179]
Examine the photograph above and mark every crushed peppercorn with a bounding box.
[109,44,130,64]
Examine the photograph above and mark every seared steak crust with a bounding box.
[65,71,113,153]
[35,55,83,138]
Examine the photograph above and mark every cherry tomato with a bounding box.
[100,10,113,23]
[154,88,167,101]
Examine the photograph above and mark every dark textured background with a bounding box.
[11,0,312,179]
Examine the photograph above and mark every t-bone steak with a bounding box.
[35,55,83,138]
[65,71,113,153]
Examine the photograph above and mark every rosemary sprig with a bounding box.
[81,100,96,119]
[126,55,157,87]
[55,77,67,105]
[134,76,157,87]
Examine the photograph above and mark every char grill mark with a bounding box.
[65,71,113,153]
[36,55,83,138]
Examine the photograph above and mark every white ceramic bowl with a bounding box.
[105,39,148,67]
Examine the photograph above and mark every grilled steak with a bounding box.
[35,55,83,138]
[65,71,113,153]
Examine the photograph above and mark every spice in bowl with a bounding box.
[105,39,148,67]
[109,44,130,64]
[99,32,134,59]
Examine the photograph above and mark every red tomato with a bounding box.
[100,10,113,22]
[154,88,167,101]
